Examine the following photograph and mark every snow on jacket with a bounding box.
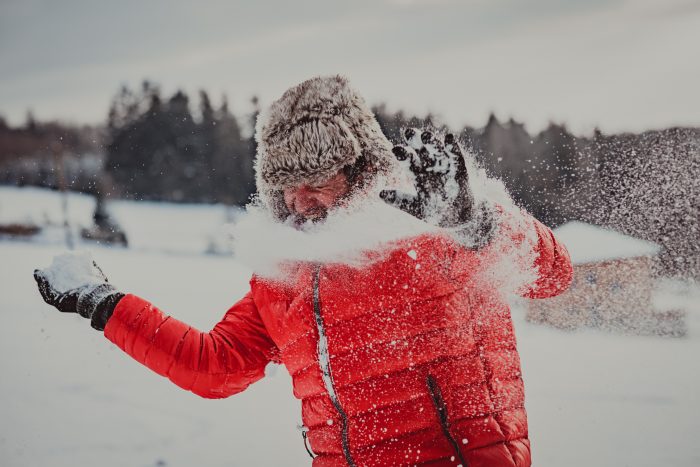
[104,211,572,467]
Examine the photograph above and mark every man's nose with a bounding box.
[295,188,319,212]
[288,185,318,213]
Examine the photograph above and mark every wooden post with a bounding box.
[51,138,74,250]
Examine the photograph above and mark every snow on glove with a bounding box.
[380,128,495,247]
[34,252,124,331]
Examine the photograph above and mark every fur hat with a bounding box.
[254,75,395,219]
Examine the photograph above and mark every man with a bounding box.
[34,75,572,466]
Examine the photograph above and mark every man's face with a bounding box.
[283,170,351,225]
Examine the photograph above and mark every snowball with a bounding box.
[39,251,105,293]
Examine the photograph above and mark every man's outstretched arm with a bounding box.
[34,253,278,399]
[104,292,277,399]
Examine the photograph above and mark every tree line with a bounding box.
[105,81,256,205]
[0,82,697,277]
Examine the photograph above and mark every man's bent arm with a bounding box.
[104,291,278,399]
[522,215,573,299]
[448,206,573,299]
[479,207,573,299]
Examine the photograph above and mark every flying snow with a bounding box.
[230,198,439,277]
[229,148,542,298]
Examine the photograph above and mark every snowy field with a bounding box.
[1,187,699,467]
[0,186,239,255]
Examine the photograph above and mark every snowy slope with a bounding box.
[0,186,238,254]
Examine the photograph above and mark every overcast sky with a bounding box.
[1,0,699,134]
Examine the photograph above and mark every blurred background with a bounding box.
[1,1,699,466]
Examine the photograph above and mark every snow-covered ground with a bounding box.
[0,186,239,254]
[1,187,699,466]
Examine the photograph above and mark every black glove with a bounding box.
[380,128,495,247]
[34,253,124,331]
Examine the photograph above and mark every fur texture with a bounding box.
[254,75,396,219]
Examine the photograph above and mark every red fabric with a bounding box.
[104,212,572,466]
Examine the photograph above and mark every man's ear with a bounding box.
[344,155,370,181]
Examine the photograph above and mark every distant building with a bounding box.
[527,221,684,336]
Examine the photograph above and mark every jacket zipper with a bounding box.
[312,264,357,467]
[426,374,468,466]
[301,427,315,459]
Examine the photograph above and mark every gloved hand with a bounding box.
[380,128,494,247]
[34,252,124,331]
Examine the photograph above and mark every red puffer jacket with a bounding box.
[104,213,572,467]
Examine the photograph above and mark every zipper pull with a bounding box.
[297,424,316,459]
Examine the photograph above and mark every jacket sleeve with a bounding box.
[521,214,574,299]
[448,205,573,299]
[103,291,278,399]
